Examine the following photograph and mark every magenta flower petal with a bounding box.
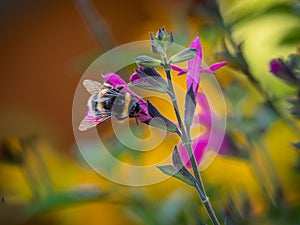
[193,135,209,164]
[130,66,145,84]
[269,58,297,83]
[198,68,213,74]
[196,92,212,127]
[103,73,134,95]
[179,134,208,167]
[190,35,203,60]
[103,73,127,87]
[103,73,152,122]
[136,99,152,122]
[209,61,227,71]
[130,72,143,84]
[187,36,203,94]
[103,73,154,122]
[178,92,213,167]
[171,64,188,75]
[218,133,234,155]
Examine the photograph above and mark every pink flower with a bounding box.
[104,73,179,134]
[171,35,226,95]
[179,92,231,167]
[80,73,179,134]
[187,36,203,94]
[170,35,228,165]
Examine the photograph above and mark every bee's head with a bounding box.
[129,100,140,117]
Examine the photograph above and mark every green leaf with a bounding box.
[169,48,198,64]
[172,146,196,183]
[158,189,191,225]
[132,68,168,93]
[228,3,300,28]
[135,55,163,68]
[172,146,185,170]
[28,185,108,216]
[280,26,300,45]
[184,86,196,129]
[130,81,167,93]
[157,165,196,186]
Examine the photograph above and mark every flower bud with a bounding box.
[269,58,298,84]
[150,27,174,56]
[286,54,300,77]
[168,32,174,44]
[169,48,198,64]
[135,55,163,68]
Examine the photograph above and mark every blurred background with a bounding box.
[0,0,300,224]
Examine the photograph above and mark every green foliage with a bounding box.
[28,185,108,216]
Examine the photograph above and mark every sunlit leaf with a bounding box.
[279,26,300,45]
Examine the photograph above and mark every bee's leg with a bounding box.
[135,117,139,126]
[140,111,147,116]
[115,114,128,120]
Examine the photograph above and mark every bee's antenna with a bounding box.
[116,85,125,91]
[135,117,139,126]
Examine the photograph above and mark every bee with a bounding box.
[79,79,142,131]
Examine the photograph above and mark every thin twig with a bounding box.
[74,0,115,50]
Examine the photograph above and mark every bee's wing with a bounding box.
[78,110,111,131]
[83,79,103,95]
[79,118,99,131]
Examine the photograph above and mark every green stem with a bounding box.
[31,145,54,194]
[164,67,220,225]
[74,0,115,50]
[195,183,220,225]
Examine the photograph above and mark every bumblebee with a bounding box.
[79,80,141,131]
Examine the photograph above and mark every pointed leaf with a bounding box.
[133,68,168,93]
[172,146,196,182]
[157,165,195,186]
[184,85,196,129]
[172,146,185,170]
[292,142,300,150]
[144,101,181,135]
[169,48,198,64]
